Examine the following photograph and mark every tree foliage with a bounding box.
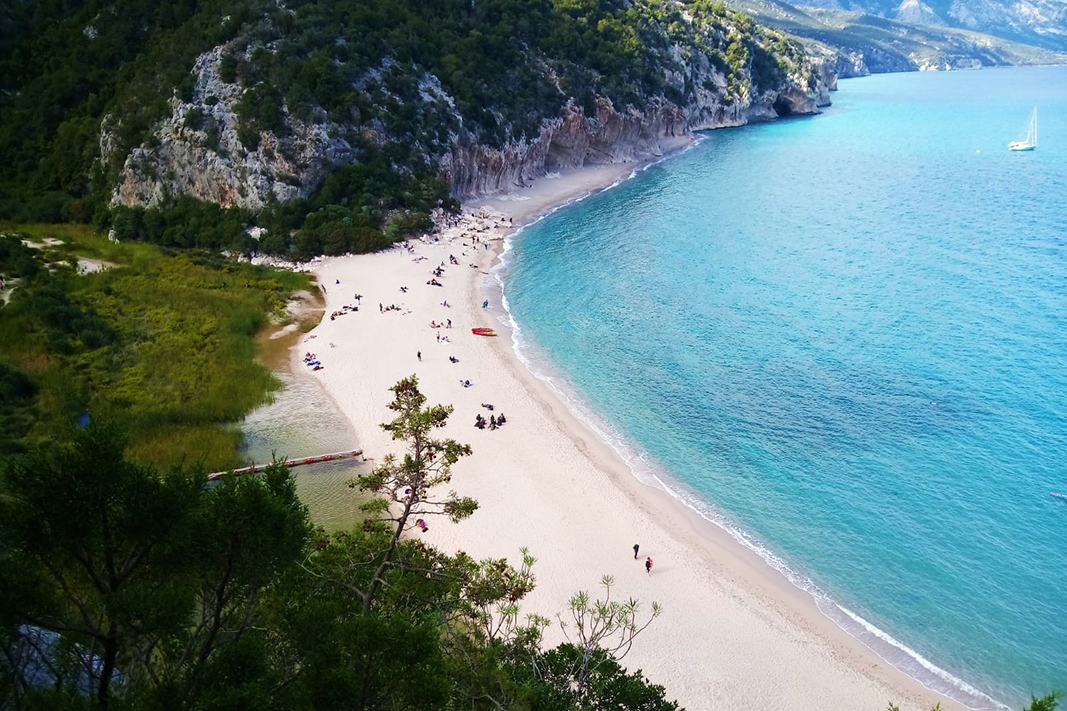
[0,385,678,711]
[354,374,477,610]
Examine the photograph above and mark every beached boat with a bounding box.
[1009,107,1037,151]
[472,327,498,336]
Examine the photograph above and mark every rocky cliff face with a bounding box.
[441,49,835,198]
[109,40,835,209]
[108,47,354,210]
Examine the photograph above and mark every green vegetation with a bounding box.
[0,0,814,261]
[0,224,309,469]
[0,385,676,711]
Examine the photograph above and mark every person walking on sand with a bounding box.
[417,351,422,362]
[633,543,640,560]
[379,303,383,313]
[645,557,653,575]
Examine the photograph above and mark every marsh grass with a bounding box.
[0,223,310,470]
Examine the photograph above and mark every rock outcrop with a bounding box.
[111,47,354,210]
[442,49,836,199]
[110,40,836,209]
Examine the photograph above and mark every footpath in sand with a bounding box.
[297,162,968,711]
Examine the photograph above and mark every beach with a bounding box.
[296,153,969,711]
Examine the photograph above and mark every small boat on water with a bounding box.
[1009,107,1038,151]
[472,327,498,337]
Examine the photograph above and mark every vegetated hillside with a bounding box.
[0,0,834,260]
[721,0,1066,73]
[796,0,1067,52]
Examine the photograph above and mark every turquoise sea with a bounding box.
[497,66,1067,708]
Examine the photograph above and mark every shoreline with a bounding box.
[294,142,986,711]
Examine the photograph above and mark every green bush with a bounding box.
[0,224,310,469]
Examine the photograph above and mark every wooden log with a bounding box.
[207,449,364,480]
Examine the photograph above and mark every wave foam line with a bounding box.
[647,474,1009,711]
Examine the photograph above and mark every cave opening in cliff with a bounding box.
[772,96,793,118]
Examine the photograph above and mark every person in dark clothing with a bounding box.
[633,543,640,559]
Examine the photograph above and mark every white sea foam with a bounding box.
[484,140,1012,711]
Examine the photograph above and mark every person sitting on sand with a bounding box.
[416,518,428,533]
[497,413,506,425]
[447,319,452,329]
[489,415,497,430]
[449,355,458,363]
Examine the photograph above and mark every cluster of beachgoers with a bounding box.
[293,160,968,711]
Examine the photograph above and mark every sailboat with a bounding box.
[1008,107,1038,152]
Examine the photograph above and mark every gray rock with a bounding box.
[109,34,837,209]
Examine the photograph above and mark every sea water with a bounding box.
[499,66,1067,708]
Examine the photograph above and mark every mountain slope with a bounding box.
[797,0,1067,51]
[720,0,1066,72]
[0,0,836,260]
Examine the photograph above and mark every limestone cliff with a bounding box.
[109,47,354,210]
[108,30,836,209]
[440,57,834,199]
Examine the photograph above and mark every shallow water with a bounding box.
[240,360,365,532]
[501,66,1067,707]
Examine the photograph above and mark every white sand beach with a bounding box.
[296,153,968,711]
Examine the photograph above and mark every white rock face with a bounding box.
[111,46,353,209]
[110,39,836,207]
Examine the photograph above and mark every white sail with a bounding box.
[1009,107,1037,151]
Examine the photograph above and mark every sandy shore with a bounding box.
[297,151,970,711]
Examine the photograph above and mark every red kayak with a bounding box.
[472,327,498,336]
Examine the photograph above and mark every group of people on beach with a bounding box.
[474,412,506,430]
[303,352,323,372]
[633,544,654,574]
[380,303,403,313]
[475,403,506,430]
[329,304,358,320]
